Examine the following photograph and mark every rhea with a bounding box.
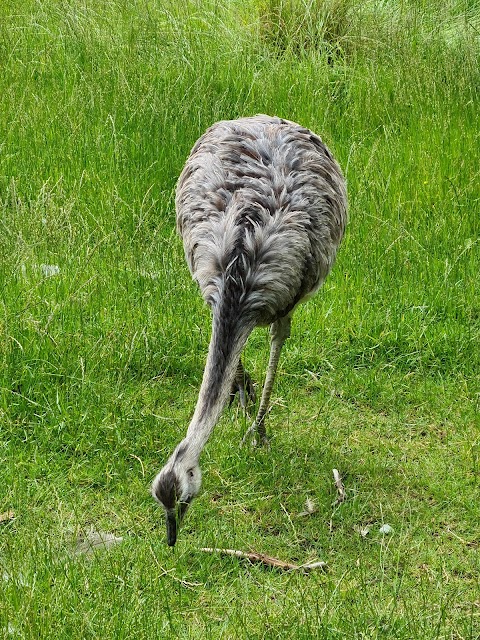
[152,115,347,545]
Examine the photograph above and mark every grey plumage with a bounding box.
[152,115,347,545]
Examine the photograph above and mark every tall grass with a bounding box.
[0,0,479,637]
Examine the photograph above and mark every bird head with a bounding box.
[151,445,202,546]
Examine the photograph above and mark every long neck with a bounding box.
[182,305,253,462]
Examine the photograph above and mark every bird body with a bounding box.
[152,115,347,545]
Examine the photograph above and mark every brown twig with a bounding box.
[200,547,327,572]
[130,453,145,478]
[333,468,346,504]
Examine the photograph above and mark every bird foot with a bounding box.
[229,370,256,409]
[240,422,270,449]
[253,434,270,449]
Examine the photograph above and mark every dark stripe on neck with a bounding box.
[198,272,247,418]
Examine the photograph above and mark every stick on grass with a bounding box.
[200,548,327,572]
[333,468,346,504]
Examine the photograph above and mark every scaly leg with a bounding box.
[241,315,291,446]
[230,358,256,409]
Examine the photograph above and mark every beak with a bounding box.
[165,501,191,547]
[166,511,177,547]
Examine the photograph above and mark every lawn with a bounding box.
[0,0,479,637]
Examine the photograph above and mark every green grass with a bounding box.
[0,0,479,637]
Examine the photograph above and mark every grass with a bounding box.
[0,0,479,637]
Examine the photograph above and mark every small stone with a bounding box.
[379,524,393,535]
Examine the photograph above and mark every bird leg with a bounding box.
[241,315,291,446]
[229,359,256,409]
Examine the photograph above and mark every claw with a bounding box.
[240,421,270,448]
[229,370,256,408]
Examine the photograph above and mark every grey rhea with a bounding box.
[152,115,348,546]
